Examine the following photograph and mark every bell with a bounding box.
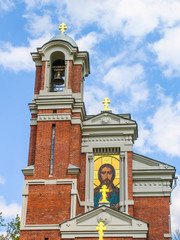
[52,66,65,85]
[53,66,64,85]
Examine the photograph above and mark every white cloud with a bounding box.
[0,0,14,11]
[23,0,52,10]
[22,0,180,38]
[103,64,148,108]
[149,97,180,157]
[151,26,180,76]
[135,86,180,157]
[134,121,152,154]
[76,32,103,53]
[84,86,116,115]
[104,64,144,93]
[0,176,5,184]
[0,34,51,72]
[84,88,106,115]
[0,196,21,218]
[23,13,55,37]
[171,176,180,233]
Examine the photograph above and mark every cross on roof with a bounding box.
[102,97,110,111]
[59,23,67,34]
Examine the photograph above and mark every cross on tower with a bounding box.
[96,221,107,240]
[99,185,109,203]
[102,97,110,111]
[59,23,67,34]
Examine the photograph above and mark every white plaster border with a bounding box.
[20,179,85,231]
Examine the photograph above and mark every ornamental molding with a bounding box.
[82,136,133,144]
[30,118,37,126]
[133,181,171,188]
[133,180,172,196]
[38,113,71,121]
[83,112,136,126]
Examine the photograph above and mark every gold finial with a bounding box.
[59,23,67,34]
[96,221,107,240]
[99,185,109,203]
[102,97,110,111]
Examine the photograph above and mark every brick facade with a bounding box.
[68,60,82,93]
[134,196,170,240]
[20,230,61,240]
[34,65,42,94]
[26,184,71,224]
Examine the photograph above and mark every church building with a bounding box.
[20,24,176,240]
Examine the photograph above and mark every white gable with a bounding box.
[60,206,148,239]
[83,112,136,126]
[133,153,174,170]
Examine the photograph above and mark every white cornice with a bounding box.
[82,136,133,143]
[38,113,71,121]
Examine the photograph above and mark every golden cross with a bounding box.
[99,185,109,203]
[59,23,67,34]
[96,221,107,240]
[102,97,110,111]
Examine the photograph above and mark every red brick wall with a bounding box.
[79,153,86,201]
[20,230,61,240]
[28,124,37,166]
[34,65,42,94]
[134,196,170,240]
[72,113,81,117]
[72,64,81,93]
[57,109,71,113]
[38,109,53,114]
[68,60,73,90]
[40,61,46,90]
[69,124,81,167]
[68,60,82,93]
[30,120,78,179]
[26,184,71,224]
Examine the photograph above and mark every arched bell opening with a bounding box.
[50,51,66,92]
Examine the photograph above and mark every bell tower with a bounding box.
[20,24,90,239]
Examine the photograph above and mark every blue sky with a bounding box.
[0,0,180,234]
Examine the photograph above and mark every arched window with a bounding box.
[50,52,65,92]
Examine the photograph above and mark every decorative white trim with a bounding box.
[68,163,80,175]
[164,233,172,238]
[38,113,71,121]
[61,232,147,239]
[125,151,128,214]
[30,118,37,126]
[22,165,34,176]
[37,113,83,128]
[20,179,84,231]
[133,179,172,196]
[85,153,94,212]
[71,117,82,125]
[82,136,133,143]
[20,224,59,231]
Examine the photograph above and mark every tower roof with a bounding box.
[48,33,78,48]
